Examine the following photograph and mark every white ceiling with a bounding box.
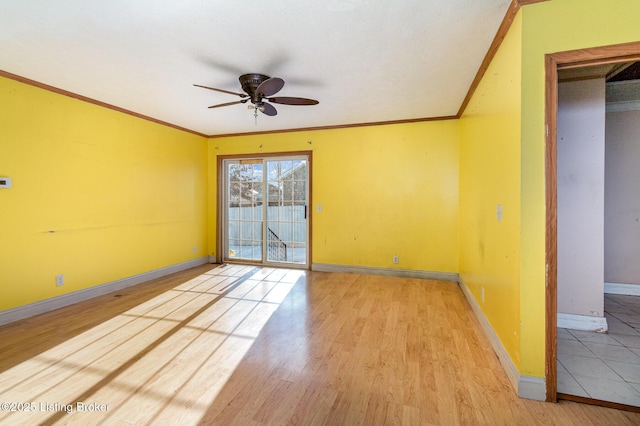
[0,0,511,136]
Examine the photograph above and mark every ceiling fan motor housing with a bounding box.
[240,73,270,103]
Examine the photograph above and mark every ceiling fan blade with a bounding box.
[268,96,319,105]
[260,102,278,116]
[194,84,248,98]
[208,99,248,109]
[256,77,284,97]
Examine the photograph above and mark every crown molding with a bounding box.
[207,115,458,138]
[457,0,550,117]
[517,0,548,5]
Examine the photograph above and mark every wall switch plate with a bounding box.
[496,204,503,222]
[393,255,399,264]
[0,177,12,188]
[56,274,64,287]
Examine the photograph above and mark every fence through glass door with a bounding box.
[224,156,308,267]
[226,160,263,261]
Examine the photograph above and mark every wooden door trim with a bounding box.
[545,41,640,402]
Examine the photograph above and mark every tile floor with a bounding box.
[557,294,640,407]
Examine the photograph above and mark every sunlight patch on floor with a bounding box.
[0,264,304,425]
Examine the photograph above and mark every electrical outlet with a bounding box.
[393,255,399,264]
[56,274,64,287]
[193,246,197,253]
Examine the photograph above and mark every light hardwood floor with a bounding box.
[0,264,639,425]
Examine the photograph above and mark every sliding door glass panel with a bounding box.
[266,159,307,265]
[227,161,263,261]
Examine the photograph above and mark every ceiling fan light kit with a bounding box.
[194,73,318,124]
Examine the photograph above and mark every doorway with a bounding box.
[219,152,311,268]
[545,42,640,409]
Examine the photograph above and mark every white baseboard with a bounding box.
[208,255,217,264]
[557,312,608,332]
[518,376,546,401]
[605,282,640,296]
[458,278,546,401]
[311,263,459,282]
[0,257,211,327]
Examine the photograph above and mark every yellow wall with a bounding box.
[0,76,208,311]
[519,0,640,377]
[208,121,459,273]
[459,13,522,368]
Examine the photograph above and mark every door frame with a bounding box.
[216,150,313,269]
[544,41,640,403]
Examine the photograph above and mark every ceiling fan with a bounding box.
[194,73,319,118]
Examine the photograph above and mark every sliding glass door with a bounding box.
[221,155,309,267]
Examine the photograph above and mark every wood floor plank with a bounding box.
[285,381,338,426]
[0,265,639,425]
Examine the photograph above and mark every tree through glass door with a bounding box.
[223,155,309,267]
